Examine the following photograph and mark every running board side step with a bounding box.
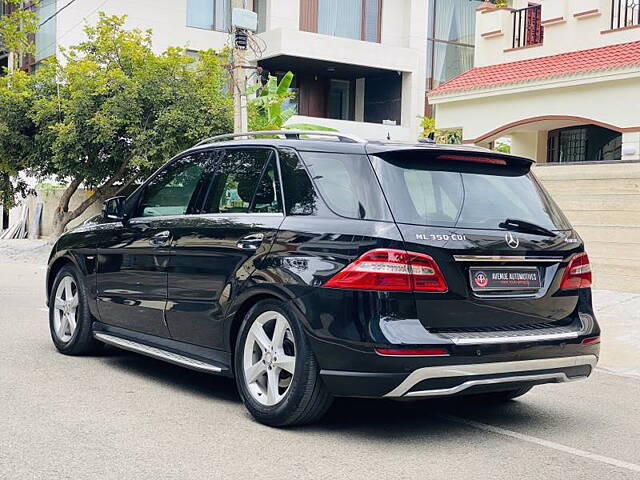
[94,332,224,374]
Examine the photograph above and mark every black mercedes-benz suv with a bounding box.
[47,131,600,426]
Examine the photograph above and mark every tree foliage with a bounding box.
[418,115,462,144]
[248,71,336,133]
[0,13,233,237]
[248,71,295,131]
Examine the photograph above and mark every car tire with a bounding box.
[234,299,333,427]
[49,264,102,355]
[474,386,534,402]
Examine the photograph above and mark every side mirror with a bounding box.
[102,196,127,221]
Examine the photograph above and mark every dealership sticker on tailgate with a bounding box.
[469,267,542,291]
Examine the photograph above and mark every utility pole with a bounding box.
[231,1,257,134]
[232,38,248,134]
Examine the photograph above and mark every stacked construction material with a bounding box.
[0,204,30,240]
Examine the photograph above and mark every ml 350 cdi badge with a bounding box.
[47,131,600,426]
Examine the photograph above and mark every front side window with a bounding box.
[138,152,213,218]
[187,0,231,32]
[202,149,282,214]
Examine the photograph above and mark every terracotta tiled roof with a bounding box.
[429,41,640,96]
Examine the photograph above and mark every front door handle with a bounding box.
[237,233,264,250]
[149,230,172,247]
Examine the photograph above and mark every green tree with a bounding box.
[0,0,40,72]
[248,71,336,132]
[248,71,295,131]
[418,115,462,144]
[0,13,232,238]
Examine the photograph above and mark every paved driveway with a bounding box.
[1,246,639,479]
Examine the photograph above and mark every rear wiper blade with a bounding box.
[499,218,557,237]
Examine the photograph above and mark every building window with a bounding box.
[300,0,382,43]
[35,0,57,62]
[427,0,481,92]
[327,79,351,120]
[187,0,231,32]
[547,126,622,163]
[254,0,267,33]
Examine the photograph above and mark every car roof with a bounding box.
[183,133,533,165]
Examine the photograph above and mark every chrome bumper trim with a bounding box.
[384,355,597,398]
[437,326,583,345]
[453,255,563,263]
[405,372,574,398]
[94,332,223,373]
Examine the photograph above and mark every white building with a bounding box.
[30,0,432,141]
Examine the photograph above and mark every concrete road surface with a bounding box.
[1,249,640,480]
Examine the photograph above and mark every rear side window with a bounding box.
[370,154,571,230]
[278,148,321,215]
[300,151,393,221]
[201,148,282,214]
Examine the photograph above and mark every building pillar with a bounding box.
[355,78,365,122]
[622,132,640,161]
[510,131,548,163]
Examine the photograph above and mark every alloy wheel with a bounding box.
[52,275,79,343]
[243,311,296,406]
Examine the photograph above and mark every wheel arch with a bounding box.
[46,255,80,304]
[227,292,283,355]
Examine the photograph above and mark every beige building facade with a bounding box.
[429,0,640,291]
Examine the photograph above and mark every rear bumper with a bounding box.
[320,354,597,398]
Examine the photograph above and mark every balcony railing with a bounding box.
[611,0,640,30]
[511,5,544,49]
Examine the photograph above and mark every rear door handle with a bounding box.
[149,230,172,247]
[237,233,264,250]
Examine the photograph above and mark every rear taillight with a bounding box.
[323,248,448,292]
[560,253,592,290]
[581,336,600,346]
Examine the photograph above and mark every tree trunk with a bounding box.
[48,161,134,241]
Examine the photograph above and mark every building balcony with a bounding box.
[475,0,640,67]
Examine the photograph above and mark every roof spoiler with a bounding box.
[367,146,534,169]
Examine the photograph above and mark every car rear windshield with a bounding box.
[369,153,571,231]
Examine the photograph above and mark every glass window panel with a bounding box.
[301,152,393,221]
[364,0,380,42]
[328,79,351,120]
[214,0,231,32]
[371,155,571,230]
[187,0,214,29]
[278,148,319,216]
[255,0,267,33]
[138,153,212,218]
[36,0,57,61]
[434,0,482,45]
[318,0,362,40]
[431,42,474,89]
[202,149,281,214]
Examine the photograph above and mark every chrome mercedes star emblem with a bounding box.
[505,231,520,249]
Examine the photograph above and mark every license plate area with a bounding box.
[469,266,542,292]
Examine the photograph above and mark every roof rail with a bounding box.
[193,130,365,148]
